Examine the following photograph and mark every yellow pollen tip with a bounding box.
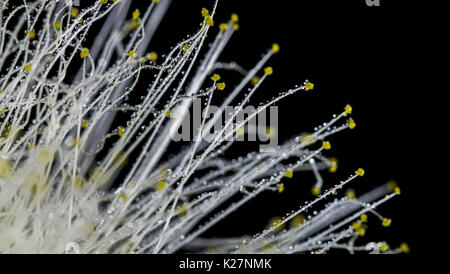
[205,15,214,26]
[278,183,284,193]
[100,0,108,4]
[360,213,368,223]
[156,181,166,191]
[271,43,280,53]
[285,169,293,178]
[201,8,209,17]
[80,48,90,59]
[165,109,171,117]
[322,141,331,150]
[264,66,273,76]
[382,218,391,227]
[132,9,140,20]
[346,189,356,200]
[128,50,136,58]
[348,119,356,129]
[394,186,401,195]
[118,126,126,137]
[305,82,314,91]
[27,29,36,39]
[70,8,79,18]
[355,168,365,176]
[231,13,239,22]
[380,243,389,252]
[219,23,228,31]
[400,243,410,253]
[23,64,32,72]
[236,127,244,136]
[357,228,366,236]
[81,120,88,128]
[53,21,61,30]
[344,104,352,115]
[329,157,338,173]
[147,52,158,61]
[232,23,239,30]
[217,82,225,90]
[211,74,221,81]
[251,76,260,85]
[311,186,321,196]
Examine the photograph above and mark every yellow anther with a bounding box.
[348,119,356,129]
[386,180,397,192]
[346,189,356,200]
[201,8,209,17]
[264,66,273,76]
[156,181,166,191]
[232,23,239,30]
[285,169,293,178]
[211,74,221,81]
[27,144,35,150]
[290,214,305,229]
[100,0,108,4]
[360,213,368,223]
[311,186,321,196]
[251,76,260,85]
[80,48,90,59]
[382,218,391,227]
[118,126,126,137]
[177,204,188,216]
[165,109,171,117]
[322,141,331,150]
[53,21,62,30]
[269,216,285,233]
[81,120,88,128]
[128,50,136,58]
[231,13,239,22]
[118,192,129,202]
[79,18,84,24]
[305,82,314,91]
[344,104,352,115]
[152,0,160,2]
[27,29,36,39]
[236,127,244,136]
[380,243,389,252]
[278,183,284,193]
[394,186,401,195]
[271,43,280,53]
[71,8,79,18]
[132,9,140,20]
[352,221,361,230]
[400,243,410,253]
[357,228,366,236]
[183,45,190,52]
[217,82,226,90]
[329,157,338,173]
[219,23,228,31]
[355,168,365,176]
[205,15,214,27]
[23,64,32,72]
[147,51,158,61]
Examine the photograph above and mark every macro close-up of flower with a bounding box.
[0,0,418,260]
